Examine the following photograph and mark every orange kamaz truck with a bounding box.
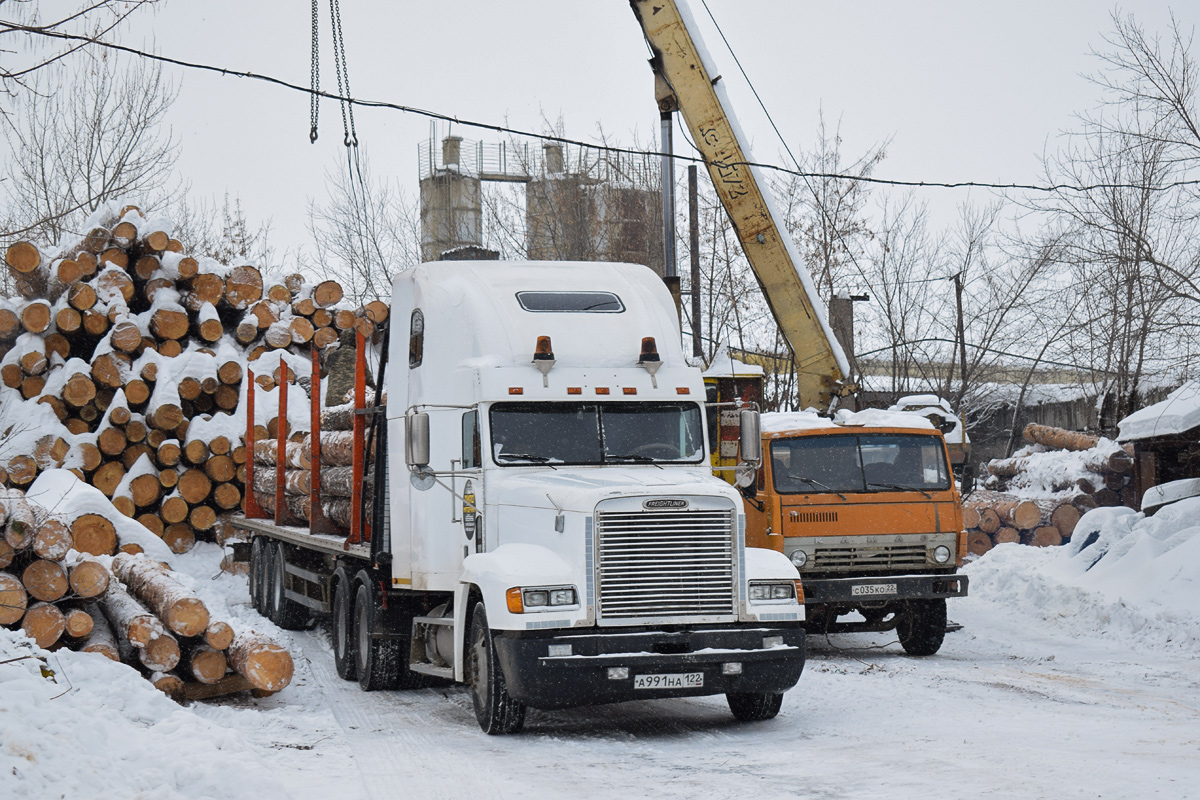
[739,411,968,655]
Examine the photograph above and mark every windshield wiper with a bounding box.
[796,476,847,501]
[867,481,932,499]
[606,454,664,468]
[497,453,554,465]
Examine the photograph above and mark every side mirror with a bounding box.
[406,412,430,468]
[739,409,761,466]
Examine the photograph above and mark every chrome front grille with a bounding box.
[812,543,928,571]
[595,508,736,621]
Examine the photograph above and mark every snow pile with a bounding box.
[1118,379,1200,440]
[0,629,288,799]
[965,499,1200,654]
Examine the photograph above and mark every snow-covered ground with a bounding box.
[4,507,1198,799]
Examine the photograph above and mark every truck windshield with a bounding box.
[489,402,705,465]
[771,433,950,494]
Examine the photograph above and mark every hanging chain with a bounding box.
[329,0,358,147]
[309,0,320,142]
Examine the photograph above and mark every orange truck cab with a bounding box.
[742,410,969,656]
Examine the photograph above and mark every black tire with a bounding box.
[727,692,784,721]
[897,598,947,656]
[249,537,266,615]
[466,603,525,735]
[354,580,400,691]
[332,567,357,681]
[262,540,277,618]
[267,543,308,630]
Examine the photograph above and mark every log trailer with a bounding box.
[630,0,968,653]
[234,260,807,733]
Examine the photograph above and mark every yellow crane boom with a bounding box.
[630,0,853,410]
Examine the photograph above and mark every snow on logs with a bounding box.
[967,425,1138,556]
[0,483,293,698]
[2,201,386,557]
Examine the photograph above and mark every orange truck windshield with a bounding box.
[771,433,951,494]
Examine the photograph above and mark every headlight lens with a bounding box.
[524,590,549,607]
[790,549,808,568]
[749,582,796,601]
[933,545,952,564]
[512,586,578,611]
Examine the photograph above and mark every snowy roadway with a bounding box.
[5,511,1199,800]
[212,575,1200,800]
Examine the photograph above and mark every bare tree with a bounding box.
[173,193,274,268]
[0,1,160,95]
[1022,11,1200,428]
[304,150,421,305]
[775,112,889,302]
[1,54,179,242]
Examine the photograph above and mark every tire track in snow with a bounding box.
[296,628,497,799]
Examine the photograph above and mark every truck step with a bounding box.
[408,662,454,679]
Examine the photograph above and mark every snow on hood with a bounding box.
[762,409,935,435]
[1118,380,1200,440]
[966,499,1200,655]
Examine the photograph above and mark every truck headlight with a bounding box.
[790,550,808,568]
[749,582,795,602]
[933,545,951,564]
[508,586,578,612]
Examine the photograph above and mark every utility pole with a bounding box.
[953,272,968,409]
[688,165,701,359]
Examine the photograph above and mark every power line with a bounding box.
[8,23,1200,197]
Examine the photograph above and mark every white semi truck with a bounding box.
[235,260,807,733]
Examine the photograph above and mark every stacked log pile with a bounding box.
[251,400,369,529]
[965,423,1136,556]
[0,488,292,700]
[2,203,387,556]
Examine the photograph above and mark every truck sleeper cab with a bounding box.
[240,261,807,733]
[743,412,969,656]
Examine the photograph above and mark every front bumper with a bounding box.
[493,624,806,710]
[801,573,968,604]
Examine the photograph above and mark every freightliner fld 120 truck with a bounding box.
[235,261,807,734]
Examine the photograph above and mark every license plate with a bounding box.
[852,583,897,596]
[634,672,704,690]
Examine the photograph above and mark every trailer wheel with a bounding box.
[467,603,525,735]
[332,567,357,681]
[262,540,277,618]
[268,543,308,630]
[726,692,784,721]
[897,598,947,656]
[249,537,267,615]
[354,580,400,691]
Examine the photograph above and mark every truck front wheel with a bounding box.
[467,603,525,735]
[727,692,784,721]
[897,598,947,656]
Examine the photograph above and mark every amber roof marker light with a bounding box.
[638,337,662,388]
[533,335,555,387]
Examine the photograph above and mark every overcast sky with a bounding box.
[109,0,1186,269]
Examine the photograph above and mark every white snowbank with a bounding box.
[966,499,1200,655]
[0,629,288,800]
